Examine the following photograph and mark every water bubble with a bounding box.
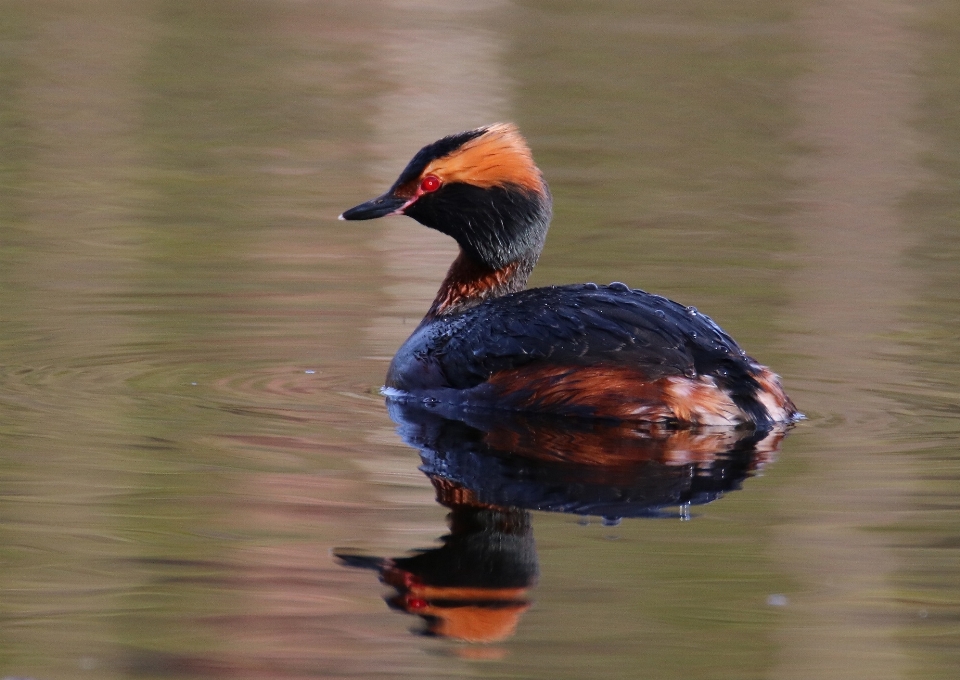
[608,281,630,292]
[686,306,698,316]
[583,282,599,290]
[654,309,666,319]
[601,516,622,527]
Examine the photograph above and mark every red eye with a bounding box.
[406,597,428,610]
[419,174,442,193]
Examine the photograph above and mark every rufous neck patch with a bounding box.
[428,251,524,317]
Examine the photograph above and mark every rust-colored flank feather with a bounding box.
[423,123,545,194]
[749,367,797,423]
[487,365,749,425]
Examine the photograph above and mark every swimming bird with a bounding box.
[340,123,798,427]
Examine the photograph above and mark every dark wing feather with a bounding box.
[422,284,754,389]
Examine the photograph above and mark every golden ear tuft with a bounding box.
[423,123,545,194]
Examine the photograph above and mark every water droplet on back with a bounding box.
[608,281,630,292]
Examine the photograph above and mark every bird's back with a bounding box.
[386,284,798,426]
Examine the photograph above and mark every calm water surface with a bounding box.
[2,1,959,678]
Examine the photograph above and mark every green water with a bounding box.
[1,0,958,678]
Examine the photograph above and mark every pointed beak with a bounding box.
[338,193,409,221]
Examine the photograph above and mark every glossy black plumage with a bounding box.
[404,183,550,270]
[386,282,776,424]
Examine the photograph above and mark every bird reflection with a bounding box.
[338,496,536,644]
[336,402,790,643]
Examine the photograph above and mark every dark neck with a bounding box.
[426,249,535,319]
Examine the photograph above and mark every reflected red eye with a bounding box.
[406,597,428,610]
[419,174,442,193]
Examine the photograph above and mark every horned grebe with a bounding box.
[340,124,798,427]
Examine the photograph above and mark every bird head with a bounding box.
[340,123,552,270]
